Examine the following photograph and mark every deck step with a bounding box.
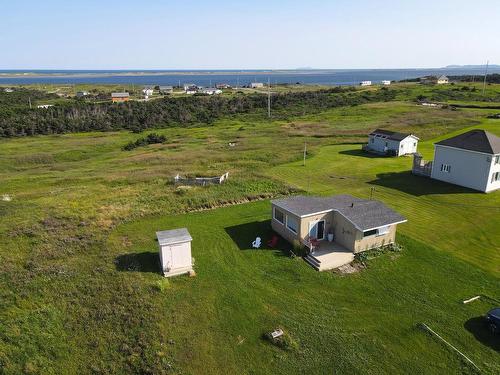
[304,256,320,271]
[304,252,355,272]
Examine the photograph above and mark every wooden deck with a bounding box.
[304,241,354,271]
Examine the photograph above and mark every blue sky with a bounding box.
[1,0,498,69]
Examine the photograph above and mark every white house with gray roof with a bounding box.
[271,195,406,271]
[366,129,419,156]
[430,129,500,192]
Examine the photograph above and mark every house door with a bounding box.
[309,220,325,240]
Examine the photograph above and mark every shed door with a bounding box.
[169,242,191,269]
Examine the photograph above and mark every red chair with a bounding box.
[267,235,279,248]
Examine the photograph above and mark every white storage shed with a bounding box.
[156,228,194,277]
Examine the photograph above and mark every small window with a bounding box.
[440,164,451,173]
[385,142,388,147]
[274,208,284,224]
[377,226,390,235]
[413,142,417,147]
[495,155,500,165]
[492,172,500,183]
[286,216,298,234]
[370,138,374,143]
[363,229,377,237]
[400,144,403,148]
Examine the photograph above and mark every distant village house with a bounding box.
[199,87,222,95]
[381,80,391,85]
[437,75,449,84]
[111,92,130,103]
[250,82,264,88]
[76,91,89,98]
[360,81,372,86]
[142,87,154,99]
[159,86,173,94]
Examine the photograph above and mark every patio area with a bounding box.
[304,240,355,271]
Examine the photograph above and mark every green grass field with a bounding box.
[0,84,499,374]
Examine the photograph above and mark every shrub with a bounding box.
[123,133,167,151]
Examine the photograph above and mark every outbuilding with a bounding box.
[365,129,419,156]
[156,228,194,277]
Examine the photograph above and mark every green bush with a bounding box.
[123,133,167,151]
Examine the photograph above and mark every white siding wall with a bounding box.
[160,242,192,273]
[398,137,418,156]
[431,145,497,192]
[368,135,399,153]
[486,154,500,192]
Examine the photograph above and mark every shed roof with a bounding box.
[370,129,418,141]
[156,228,192,246]
[271,195,406,231]
[435,129,500,154]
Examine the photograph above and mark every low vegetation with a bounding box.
[0,86,397,137]
[123,133,167,151]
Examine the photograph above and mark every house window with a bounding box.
[440,164,451,173]
[400,144,403,148]
[495,155,500,165]
[286,216,298,234]
[385,142,388,147]
[377,226,390,235]
[492,172,500,183]
[413,142,417,147]
[273,208,285,224]
[363,229,377,237]
[370,138,374,143]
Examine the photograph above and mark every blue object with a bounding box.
[486,307,500,334]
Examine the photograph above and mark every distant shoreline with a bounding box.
[0,67,497,80]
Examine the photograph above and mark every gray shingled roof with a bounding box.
[370,129,417,141]
[156,228,192,246]
[435,129,500,154]
[271,195,406,231]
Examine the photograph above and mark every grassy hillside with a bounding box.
[0,84,499,374]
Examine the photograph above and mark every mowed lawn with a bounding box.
[103,201,499,374]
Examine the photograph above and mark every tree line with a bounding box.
[0,87,396,137]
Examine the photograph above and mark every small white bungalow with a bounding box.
[142,87,154,99]
[381,80,391,85]
[437,75,449,84]
[156,228,194,277]
[250,82,264,88]
[360,81,372,86]
[200,87,222,95]
[366,129,419,156]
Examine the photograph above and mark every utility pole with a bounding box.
[303,142,307,166]
[28,97,32,109]
[267,77,271,118]
[370,187,375,200]
[482,60,489,95]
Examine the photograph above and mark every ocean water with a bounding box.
[0,68,498,86]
